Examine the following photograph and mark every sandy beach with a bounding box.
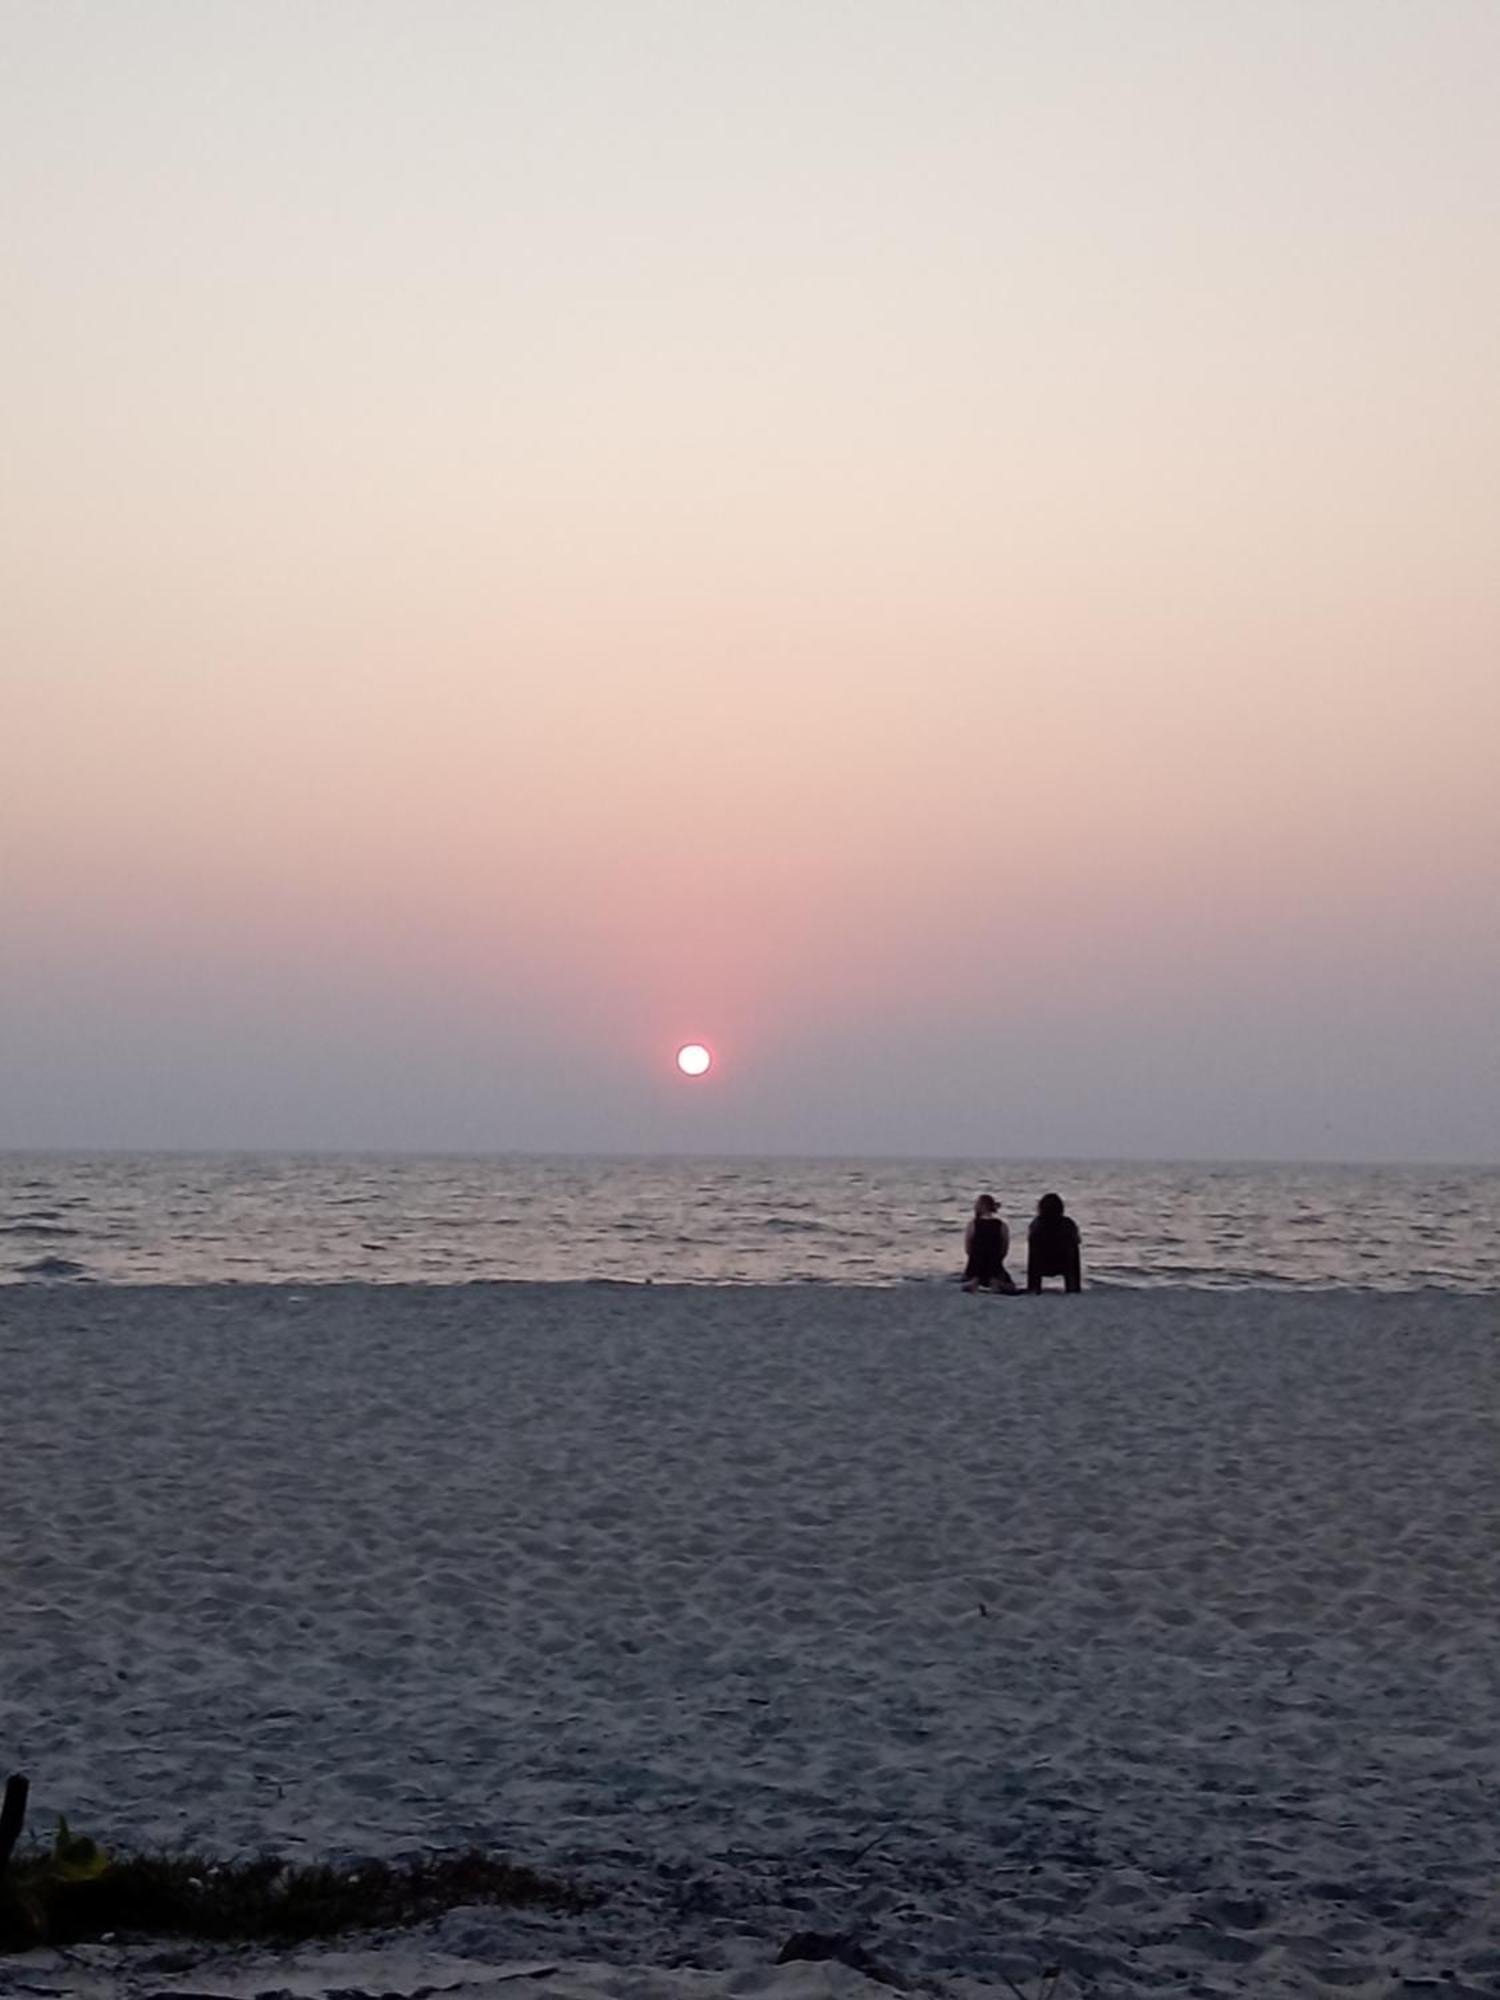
[2,1282,1498,1998]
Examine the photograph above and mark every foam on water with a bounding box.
[1,1153,1496,1288]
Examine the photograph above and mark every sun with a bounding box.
[675,1042,712,1078]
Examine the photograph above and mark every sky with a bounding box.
[3,1,1497,1160]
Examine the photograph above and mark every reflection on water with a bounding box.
[1,1154,1496,1290]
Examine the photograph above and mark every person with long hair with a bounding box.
[962,1194,1018,1293]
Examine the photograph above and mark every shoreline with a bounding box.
[7,1273,1498,1293]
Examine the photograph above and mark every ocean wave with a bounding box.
[16,1255,90,1279]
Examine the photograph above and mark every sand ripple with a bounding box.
[1,1284,1498,1995]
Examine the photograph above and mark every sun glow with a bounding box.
[676,1043,712,1077]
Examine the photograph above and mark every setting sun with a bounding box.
[675,1043,712,1078]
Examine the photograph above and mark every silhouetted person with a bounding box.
[963,1194,1018,1293]
[1027,1192,1082,1292]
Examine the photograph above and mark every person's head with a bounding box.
[1037,1192,1066,1223]
[974,1194,998,1217]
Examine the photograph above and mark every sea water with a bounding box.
[1,1152,1495,1289]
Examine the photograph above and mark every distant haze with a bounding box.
[4,2,1497,1161]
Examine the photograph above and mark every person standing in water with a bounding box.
[1027,1192,1083,1292]
[962,1194,1018,1293]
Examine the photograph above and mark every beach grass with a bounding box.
[0,1841,593,1951]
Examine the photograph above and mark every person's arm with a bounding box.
[998,1219,1011,1260]
[964,1219,976,1258]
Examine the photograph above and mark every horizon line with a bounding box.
[2,1145,1496,1173]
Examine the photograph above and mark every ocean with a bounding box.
[1,1152,1495,1289]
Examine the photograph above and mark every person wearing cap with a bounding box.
[962,1195,1018,1293]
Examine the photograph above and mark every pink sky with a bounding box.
[3,2,1498,1157]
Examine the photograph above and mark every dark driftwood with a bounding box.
[0,1774,29,1881]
